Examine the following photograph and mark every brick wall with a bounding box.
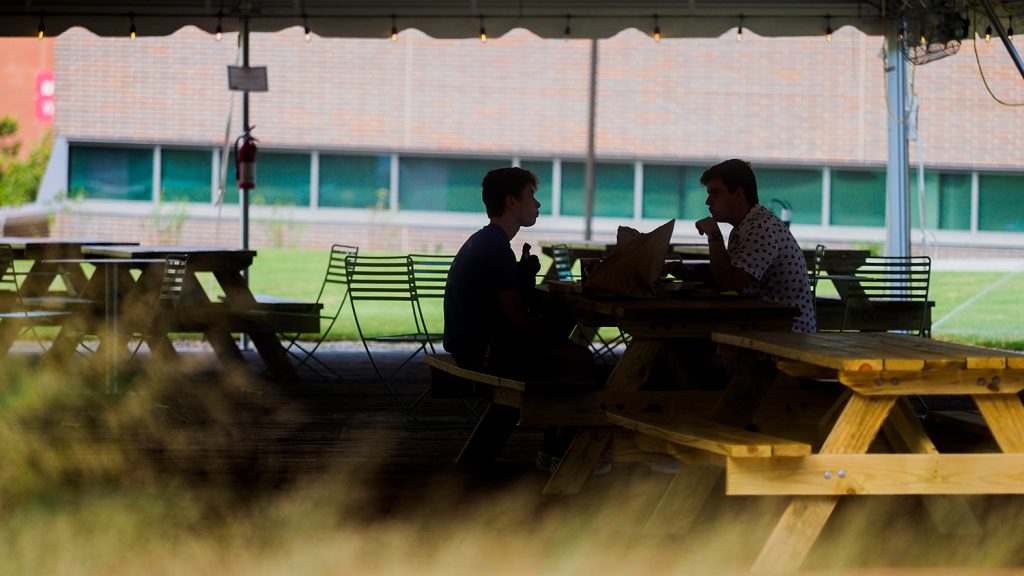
[53,26,1024,169]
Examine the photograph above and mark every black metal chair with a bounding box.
[830,255,933,337]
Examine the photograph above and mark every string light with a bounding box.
[479,15,487,43]
[391,14,398,42]
[653,14,661,42]
[737,15,744,42]
[564,14,571,38]
[215,13,223,41]
[37,13,44,39]
[825,16,832,42]
[129,14,136,40]
[304,16,312,43]
[985,24,992,43]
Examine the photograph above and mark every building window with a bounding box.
[642,164,706,220]
[398,157,508,212]
[757,167,822,225]
[909,171,971,231]
[520,160,553,216]
[561,161,634,218]
[161,148,212,203]
[224,151,311,206]
[979,173,1024,232]
[68,145,152,201]
[319,154,390,209]
[830,169,886,227]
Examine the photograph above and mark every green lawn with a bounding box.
[248,249,1024,349]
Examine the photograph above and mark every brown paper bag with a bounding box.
[582,219,675,298]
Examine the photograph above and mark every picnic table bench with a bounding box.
[612,331,1024,573]
[425,353,721,467]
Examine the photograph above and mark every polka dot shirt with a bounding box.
[727,204,816,333]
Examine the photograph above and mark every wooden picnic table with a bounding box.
[673,331,1024,572]
[538,286,797,495]
[0,237,138,297]
[76,245,320,381]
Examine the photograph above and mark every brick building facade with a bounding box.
[42,25,1024,253]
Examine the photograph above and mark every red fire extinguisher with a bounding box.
[234,127,258,190]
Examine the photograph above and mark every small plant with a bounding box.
[259,203,305,249]
[0,119,51,206]
[147,200,188,244]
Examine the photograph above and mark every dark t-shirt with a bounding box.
[443,223,518,367]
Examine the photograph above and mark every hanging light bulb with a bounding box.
[215,14,223,41]
[653,14,661,42]
[129,15,136,40]
[737,15,744,42]
[985,24,992,43]
[37,14,45,39]
[479,16,487,43]
[919,32,926,46]
[1009,16,1015,41]
[304,16,312,43]
[391,14,398,42]
[564,14,571,38]
[897,25,905,43]
[825,16,833,42]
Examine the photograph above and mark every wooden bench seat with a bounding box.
[608,409,812,458]
[426,353,720,427]
[172,300,322,334]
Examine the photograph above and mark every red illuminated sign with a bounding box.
[35,72,55,122]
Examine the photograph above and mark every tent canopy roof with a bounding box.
[1,1,884,39]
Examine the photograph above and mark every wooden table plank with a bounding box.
[727,453,1024,495]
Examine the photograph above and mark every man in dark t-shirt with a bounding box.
[444,167,590,379]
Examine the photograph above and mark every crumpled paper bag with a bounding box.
[582,219,675,298]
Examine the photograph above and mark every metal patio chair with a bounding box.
[830,255,933,337]
[345,254,434,406]
[551,243,628,362]
[277,244,359,381]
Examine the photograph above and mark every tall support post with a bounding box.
[885,16,910,257]
[583,39,598,241]
[240,17,251,350]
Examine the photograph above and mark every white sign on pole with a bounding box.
[227,66,268,92]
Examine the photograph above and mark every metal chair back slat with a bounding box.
[551,244,574,282]
[832,255,932,336]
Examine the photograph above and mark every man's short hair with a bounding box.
[482,167,538,218]
[700,159,759,206]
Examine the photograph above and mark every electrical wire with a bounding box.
[972,8,1024,107]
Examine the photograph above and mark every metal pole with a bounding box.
[240,17,251,350]
[885,17,910,258]
[980,0,1024,81]
[583,39,598,241]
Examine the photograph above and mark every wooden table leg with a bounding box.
[883,398,980,535]
[644,348,778,535]
[456,402,521,468]
[214,269,297,381]
[543,338,664,495]
[973,394,1024,452]
[752,394,895,573]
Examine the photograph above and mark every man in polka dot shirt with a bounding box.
[693,159,816,333]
